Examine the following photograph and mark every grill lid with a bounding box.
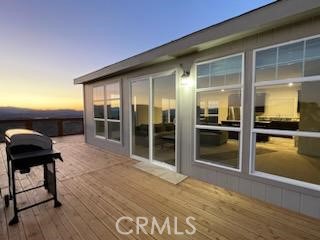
[5,129,53,150]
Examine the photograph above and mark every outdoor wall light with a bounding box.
[180,63,192,87]
[181,70,192,87]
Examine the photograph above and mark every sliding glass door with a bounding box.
[152,74,176,166]
[131,79,150,160]
[130,72,176,169]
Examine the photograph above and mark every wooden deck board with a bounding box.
[0,135,319,240]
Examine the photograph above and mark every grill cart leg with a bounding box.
[9,166,19,225]
[4,194,10,207]
[44,163,48,190]
[45,161,62,208]
[6,147,12,200]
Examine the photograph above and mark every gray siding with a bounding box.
[83,16,320,219]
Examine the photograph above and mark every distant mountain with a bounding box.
[0,107,83,120]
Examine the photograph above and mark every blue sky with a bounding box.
[0,0,273,109]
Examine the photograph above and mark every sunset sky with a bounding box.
[0,0,272,110]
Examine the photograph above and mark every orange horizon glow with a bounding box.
[0,71,84,111]
[0,88,83,111]
[0,96,83,111]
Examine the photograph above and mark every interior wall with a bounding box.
[259,87,299,119]
[200,92,230,122]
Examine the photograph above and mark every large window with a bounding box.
[106,82,121,141]
[195,54,243,170]
[93,86,105,137]
[93,81,121,142]
[252,36,320,187]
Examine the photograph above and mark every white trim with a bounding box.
[196,84,242,92]
[150,70,178,172]
[250,35,320,189]
[254,75,320,87]
[131,154,149,162]
[249,50,257,175]
[93,85,106,139]
[193,52,245,171]
[150,69,176,79]
[253,34,320,53]
[107,138,122,144]
[302,40,306,76]
[129,69,176,83]
[95,135,106,140]
[238,53,245,171]
[253,34,320,84]
[129,78,133,158]
[252,128,320,138]
[175,69,180,172]
[195,125,240,132]
[252,171,320,192]
[93,118,105,121]
[129,78,150,160]
[129,70,178,172]
[275,47,279,80]
[149,73,153,166]
[195,52,244,66]
[194,159,241,173]
[104,80,122,143]
[106,119,121,123]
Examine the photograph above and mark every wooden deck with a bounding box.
[0,135,319,240]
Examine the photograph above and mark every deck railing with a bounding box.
[0,118,84,142]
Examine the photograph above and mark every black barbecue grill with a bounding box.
[4,129,63,225]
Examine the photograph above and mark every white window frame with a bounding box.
[194,52,245,172]
[250,34,320,191]
[129,69,178,172]
[93,85,106,139]
[254,33,320,84]
[105,80,122,143]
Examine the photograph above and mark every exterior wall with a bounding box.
[83,16,320,219]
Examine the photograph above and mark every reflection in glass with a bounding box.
[211,55,242,87]
[107,100,120,120]
[255,82,320,132]
[305,38,320,77]
[106,82,120,99]
[93,86,104,101]
[131,79,150,159]
[211,60,225,87]
[152,74,176,166]
[197,89,241,126]
[196,129,239,169]
[278,42,303,79]
[95,121,105,137]
[255,48,277,82]
[197,55,242,88]
[197,64,210,88]
[254,134,320,185]
[256,37,320,82]
[108,122,120,141]
[94,101,104,119]
[225,55,242,85]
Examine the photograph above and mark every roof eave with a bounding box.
[74,0,320,85]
